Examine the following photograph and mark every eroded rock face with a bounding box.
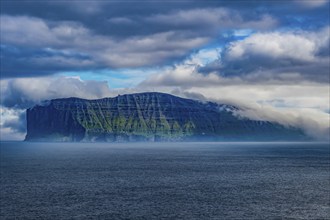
[25,92,307,142]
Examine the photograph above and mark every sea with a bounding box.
[0,142,329,219]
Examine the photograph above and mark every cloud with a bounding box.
[1,1,328,41]
[2,4,327,78]
[0,76,115,109]
[224,27,329,61]
[142,70,330,112]
[0,7,279,78]
[140,27,329,91]
[234,103,330,141]
[0,15,212,77]
[146,8,277,32]
[199,27,330,83]
[0,107,26,140]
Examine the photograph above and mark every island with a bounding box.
[25,92,308,142]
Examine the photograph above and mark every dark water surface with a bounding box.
[1,142,329,219]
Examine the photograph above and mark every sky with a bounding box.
[0,0,329,141]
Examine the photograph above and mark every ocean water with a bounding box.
[0,142,329,219]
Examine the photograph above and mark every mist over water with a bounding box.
[1,142,329,219]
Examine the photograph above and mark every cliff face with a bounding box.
[25,92,307,142]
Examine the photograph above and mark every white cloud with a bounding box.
[225,27,329,62]
[141,47,223,88]
[211,27,330,83]
[0,107,26,141]
[234,104,330,141]
[1,15,58,47]
[189,48,221,66]
[0,76,115,109]
[98,31,209,68]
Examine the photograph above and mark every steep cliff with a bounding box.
[25,92,307,142]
